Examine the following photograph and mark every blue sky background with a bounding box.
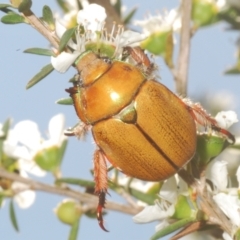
[0,0,240,239]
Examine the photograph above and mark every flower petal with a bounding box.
[118,30,146,48]
[213,193,240,227]
[48,114,65,145]
[215,111,238,129]
[77,4,106,31]
[55,20,67,38]
[12,181,36,209]
[133,203,172,223]
[159,176,178,203]
[206,159,228,191]
[13,121,41,150]
[19,159,46,177]
[51,51,81,73]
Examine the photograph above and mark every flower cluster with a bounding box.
[0,114,67,208]
[51,4,145,73]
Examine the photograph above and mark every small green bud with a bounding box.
[55,199,82,225]
[34,146,61,172]
[192,0,218,28]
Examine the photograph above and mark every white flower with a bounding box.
[160,175,188,203]
[0,123,4,137]
[134,9,181,36]
[76,4,106,32]
[206,159,229,191]
[215,111,238,129]
[213,192,240,227]
[51,4,145,73]
[3,114,66,177]
[133,201,175,223]
[133,175,188,228]
[12,171,36,208]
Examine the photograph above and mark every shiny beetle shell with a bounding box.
[68,51,196,181]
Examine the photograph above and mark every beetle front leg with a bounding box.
[93,149,109,232]
[182,99,235,143]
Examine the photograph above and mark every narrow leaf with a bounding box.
[56,0,69,13]
[0,118,11,162]
[56,178,95,188]
[114,0,121,16]
[56,98,73,105]
[0,4,14,9]
[68,218,80,240]
[1,13,26,24]
[129,188,156,205]
[18,0,32,13]
[24,48,54,56]
[224,65,240,74]
[59,27,76,52]
[57,139,68,166]
[150,217,195,240]
[42,5,54,30]
[26,63,54,89]
[123,8,137,25]
[9,200,19,232]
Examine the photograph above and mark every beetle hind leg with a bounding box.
[182,99,235,143]
[94,149,109,232]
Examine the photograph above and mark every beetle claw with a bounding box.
[97,191,109,232]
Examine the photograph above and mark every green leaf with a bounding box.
[129,188,156,205]
[56,178,95,188]
[24,48,54,56]
[1,12,26,24]
[113,0,121,16]
[57,139,68,167]
[225,64,240,74]
[59,27,76,53]
[18,0,32,13]
[68,218,80,240]
[0,118,11,162]
[150,217,196,240]
[26,63,54,89]
[56,0,69,13]
[56,98,73,105]
[0,4,14,9]
[123,8,137,25]
[9,200,19,232]
[42,5,54,30]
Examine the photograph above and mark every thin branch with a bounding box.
[23,10,59,49]
[175,0,192,96]
[0,168,142,216]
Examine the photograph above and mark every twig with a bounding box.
[0,168,142,216]
[175,0,192,96]
[23,10,59,49]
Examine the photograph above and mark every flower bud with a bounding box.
[192,0,218,28]
[54,199,82,225]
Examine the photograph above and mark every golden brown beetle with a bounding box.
[66,47,234,231]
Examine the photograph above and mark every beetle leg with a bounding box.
[93,149,109,232]
[182,99,235,143]
[64,121,91,139]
